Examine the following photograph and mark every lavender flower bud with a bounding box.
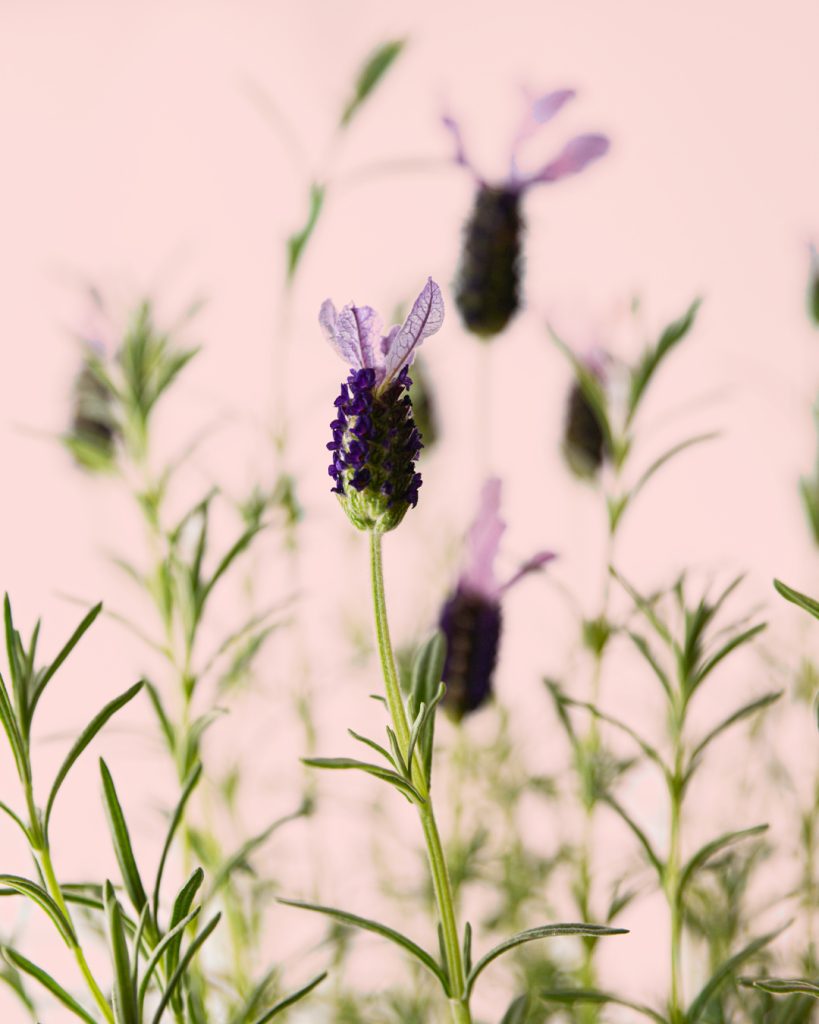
[439,588,502,719]
[454,187,523,339]
[328,366,423,533]
[67,358,119,471]
[563,379,606,478]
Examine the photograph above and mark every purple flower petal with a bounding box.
[460,477,505,600]
[442,114,473,173]
[383,278,444,382]
[530,88,576,125]
[528,133,610,186]
[319,299,362,368]
[335,303,386,381]
[501,551,557,593]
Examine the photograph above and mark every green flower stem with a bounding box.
[665,731,685,1024]
[40,842,115,1023]
[369,530,471,1024]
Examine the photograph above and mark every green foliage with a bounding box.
[339,39,406,128]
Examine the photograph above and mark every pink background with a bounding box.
[1,2,818,1020]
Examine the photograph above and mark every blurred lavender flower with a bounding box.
[440,478,555,718]
[320,277,444,532]
[808,243,819,327]
[563,349,610,478]
[446,90,609,338]
[66,345,119,472]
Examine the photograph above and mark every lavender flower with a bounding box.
[67,347,119,472]
[440,479,555,718]
[563,350,610,478]
[320,277,444,532]
[446,91,609,338]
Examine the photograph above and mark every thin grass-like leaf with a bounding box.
[466,924,627,997]
[686,926,786,1022]
[774,579,819,620]
[678,825,768,896]
[45,682,144,834]
[685,691,782,782]
[302,756,423,803]
[339,39,405,128]
[151,913,221,1024]
[137,907,201,1012]
[277,898,448,991]
[28,604,103,722]
[286,183,325,282]
[627,298,701,423]
[104,882,137,1024]
[539,988,668,1023]
[249,971,327,1023]
[0,875,76,945]
[603,796,665,879]
[99,761,150,922]
[749,978,819,997]
[209,807,304,895]
[152,763,202,924]
[2,946,97,1023]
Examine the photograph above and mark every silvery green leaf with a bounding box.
[466,924,627,997]
[499,994,531,1024]
[151,913,220,1024]
[277,898,448,992]
[750,978,819,997]
[2,946,96,1023]
[27,603,103,726]
[538,989,668,1023]
[99,761,151,930]
[627,298,701,424]
[678,825,768,896]
[152,763,202,924]
[303,756,423,803]
[0,875,76,945]
[249,972,327,1023]
[686,926,786,1022]
[104,882,137,1024]
[45,681,144,835]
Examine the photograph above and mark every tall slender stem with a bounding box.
[369,530,471,1024]
[666,733,685,1024]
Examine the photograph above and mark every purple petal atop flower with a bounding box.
[383,278,445,382]
[528,133,610,186]
[501,551,557,593]
[460,477,505,600]
[530,88,576,125]
[442,114,476,177]
[320,299,362,369]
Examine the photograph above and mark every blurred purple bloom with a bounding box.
[444,88,610,194]
[440,478,555,717]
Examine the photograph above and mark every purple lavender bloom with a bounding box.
[563,348,610,479]
[320,277,444,532]
[446,90,609,338]
[440,479,555,718]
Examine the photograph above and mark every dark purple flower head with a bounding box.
[320,278,444,532]
[440,478,555,719]
[563,348,611,479]
[447,90,609,339]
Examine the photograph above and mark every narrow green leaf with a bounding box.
[406,681,446,785]
[500,995,532,1024]
[197,523,265,618]
[627,632,673,702]
[604,796,665,879]
[303,756,423,802]
[627,298,701,422]
[164,869,204,1008]
[104,882,137,1024]
[277,897,448,991]
[250,972,327,1023]
[347,729,397,769]
[0,801,30,842]
[750,978,819,997]
[152,763,202,925]
[209,807,304,895]
[611,568,675,648]
[151,913,221,1024]
[560,695,671,781]
[4,596,27,731]
[45,682,144,834]
[774,579,819,620]
[0,875,76,945]
[689,623,766,696]
[466,924,627,997]
[137,907,201,1012]
[286,183,325,282]
[539,988,668,1023]
[0,671,30,783]
[613,433,718,531]
[2,946,97,1023]
[685,691,782,781]
[144,681,176,755]
[409,631,447,782]
[340,39,405,128]
[678,825,768,896]
[28,603,103,720]
[99,761,150,920]
[686,926,786,1022]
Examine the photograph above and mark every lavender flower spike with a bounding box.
[321,278,444,532]
[440,479,555,719]
[446,89,610,338]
